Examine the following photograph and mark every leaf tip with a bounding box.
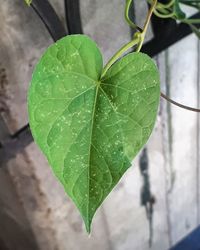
[84,219,92,234]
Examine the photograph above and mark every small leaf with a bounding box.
[28,35,160,232]
[24,0,32,6]
[174,0,186,19]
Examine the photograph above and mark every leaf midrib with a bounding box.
[85,80,131,226]
[86,84,99,229]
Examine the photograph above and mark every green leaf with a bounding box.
[174,0,186,19]
[180,0,200,12]
[24,0,32,6]
[28,35,160,233]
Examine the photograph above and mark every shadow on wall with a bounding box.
[0,236,9,250]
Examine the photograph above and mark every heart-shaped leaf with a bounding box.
[28,35,160,232]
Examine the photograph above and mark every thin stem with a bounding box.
[182,18,200,24]
[147,0,174,9]
[157,0,175,9]
[156,6,172,14]
[136,0,158,52]
[153,9,175,18]
[161,92,200,112]
[101,37,140,78]
[147,0,175,19]
[125,0,143,32]
[143,0,158,35]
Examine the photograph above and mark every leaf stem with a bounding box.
[182,18,200,24]
[125,0,143,32]
[101,0,158,78]
[101,36,140,78]
[156,0,175,9]
[147,0,174,9]
[136,0,158,52]
[156,6,172,14]
[147,0,176,19]
[153,9,175,18]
